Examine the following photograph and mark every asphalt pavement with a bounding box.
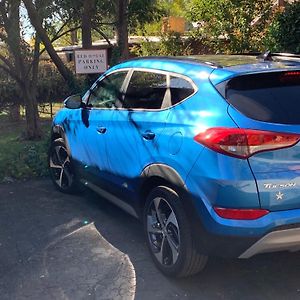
[1,179,300,300]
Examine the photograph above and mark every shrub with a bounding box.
[131,32,192,57]
[265,2,300,53]
[187,0,274,53]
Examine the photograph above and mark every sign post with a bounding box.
[74,49,108,74]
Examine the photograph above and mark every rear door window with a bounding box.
[225,71,300,124]
[123,71,167,109]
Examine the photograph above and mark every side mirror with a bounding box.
[64,94,83,109]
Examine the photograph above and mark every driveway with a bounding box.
[1,179,300,300]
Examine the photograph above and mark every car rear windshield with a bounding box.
[225,71,300,124]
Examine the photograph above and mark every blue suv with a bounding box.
[49,55,300,277]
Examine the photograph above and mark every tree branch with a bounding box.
[0,62,22,85]
[23,0,77,91]
[38,25,81,57]
[0,53,17,72]
[51,25,81,44]
[92,26,112,45]
[93,21,117,26]
[53,19,72,38]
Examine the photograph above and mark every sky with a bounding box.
[20,4,34,41]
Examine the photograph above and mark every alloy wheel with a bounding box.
[146,197,180,266]
[49,144,73,189]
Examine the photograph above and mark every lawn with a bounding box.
[0,115,51,183]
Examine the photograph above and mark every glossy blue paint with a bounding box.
[52,56,300,257]
[229,105,300,212]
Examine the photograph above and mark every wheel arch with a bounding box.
[51,125,71,155]
[138,164,188,217]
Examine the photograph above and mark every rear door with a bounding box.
[226,70,300,211]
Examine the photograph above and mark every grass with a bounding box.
[0,115,51,183]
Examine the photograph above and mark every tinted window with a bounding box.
[88,71,127,108]
[226,71,300,124]
[123,71,167,109]
[170,76,194,105]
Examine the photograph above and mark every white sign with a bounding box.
[74,49,108,74]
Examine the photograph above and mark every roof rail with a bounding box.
[256,50,273,61]
[273,52,300,59]
[250,50,300,62]
[125,56,223,68]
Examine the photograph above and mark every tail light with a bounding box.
[214,207,269,220]
[194,127,300,159]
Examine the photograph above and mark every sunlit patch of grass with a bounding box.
[0,115,51,182]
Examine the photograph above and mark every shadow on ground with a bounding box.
[0,179,300,300]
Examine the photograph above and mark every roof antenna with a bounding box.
[257,50,273,61]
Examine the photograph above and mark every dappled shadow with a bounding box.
[1,180,300,300]
[85,188,300,300]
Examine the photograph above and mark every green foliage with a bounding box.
[36,62,86,103]
[131,32,191,57]
[187,0,274,53]
[128,0,163,32]
[0,116,50,182]
[0,76,21,113]
[36,62,71,103]
[159,33,191,56]
[265,2,300,53]
[134,21,162,37]
[158,0,190,17]
[0,61,87,113]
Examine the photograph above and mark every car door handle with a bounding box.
[97,127,107,134]
[142,130,155,140]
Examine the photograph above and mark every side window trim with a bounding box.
[121,68,197,111]
[115,69,133,108]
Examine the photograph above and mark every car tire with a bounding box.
[143,185,208,278]
[48,138,82,194]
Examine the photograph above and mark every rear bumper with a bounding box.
[183,184,300,258]
[239,227,300,258]
[189,203,300,258]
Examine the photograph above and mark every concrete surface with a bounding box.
[0,179,300,300]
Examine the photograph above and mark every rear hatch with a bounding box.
[224,70,300,211]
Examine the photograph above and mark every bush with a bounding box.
[0,117,50,182]
[265,2,300,53]
[37,61,87,104]
[0,76,21,114]
[187,0,274,53]
[131,32,192,57]
[0,61,88,115]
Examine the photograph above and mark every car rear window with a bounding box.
[225,71,300,124]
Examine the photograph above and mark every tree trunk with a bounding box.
[4,0,41,139]
[82,0,95,49]
[71,29,78,45]
[26,36,42,139]
[8,105,20,122]
[23,0,79,92]
[115,0,129,61]
[23,84,42,140]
